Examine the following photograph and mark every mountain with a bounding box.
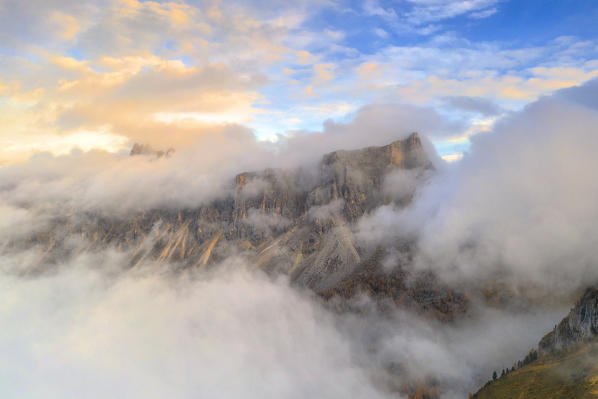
[8,133,469,320]
[473,288,598,399]
[130,142,175,158]
[539,288,598,355]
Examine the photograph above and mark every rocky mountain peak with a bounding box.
[321,132,430,171]
[21,135,441,297]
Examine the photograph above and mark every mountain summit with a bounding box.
[12,134,467,319]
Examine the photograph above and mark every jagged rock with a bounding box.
[130,143,175,158]
[308,132,431,222]
[11,134,455,309]
[539,287,598,354]
[317,247,469,320]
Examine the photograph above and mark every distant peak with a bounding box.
[323,133,431,171]
[407,131,421,144]
[388,132,421,148]
[130,143,175,158]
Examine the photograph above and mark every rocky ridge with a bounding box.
[11,133,468,319]
[473,287,598,399]
[539,287,598,355]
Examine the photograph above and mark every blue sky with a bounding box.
[0,0,597,163]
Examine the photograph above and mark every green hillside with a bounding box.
[474,342,598,399]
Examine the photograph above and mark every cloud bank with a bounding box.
[0,103,444,218]
[0,256,387,399]
[0,249,565,399]
[358,78,598,295]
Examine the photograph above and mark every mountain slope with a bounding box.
[474,288,598,399]
[8,134,472,321]
[474,343,598,399]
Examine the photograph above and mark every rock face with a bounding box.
[317,248,468,321]
[311,133,431,222]
[473,288,598,399]
[539,287,598,354]
[12,133,467,318]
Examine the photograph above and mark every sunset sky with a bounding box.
[1,0,597,164]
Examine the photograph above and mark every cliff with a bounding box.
[11,133,470,319]
[474,287,598,399]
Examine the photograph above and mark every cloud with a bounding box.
[0,103,449,220]
[359,78,598,295]
[0,213,568,399]
[469,7,497,19]
[0,255,388,399]
[0,125,267,216]
[555,76,598,111]
[242,209,292,235]
[363,0,499,28]
[0,0,322,163]
[442,96,504,116]
[279,103,460,164]
[404,0,500,24]
[345,39,598,134]
[2,2,598,397]
[363,0,397,20]
[422,97,598,291]
[307,199,345,221]
[1,1,597,165]
[382,169,427,202]
[2,79,596,399]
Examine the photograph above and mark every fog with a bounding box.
[0,255,386,399]
[357,79,598,296]
[0,250,564,399]
[2,79,598,398]
[0,103,442,218]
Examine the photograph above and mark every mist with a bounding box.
[0,247,565,399]
[2,79,598,398]
[357,80,598,296]
[0,254,387,399]
[0,103,443,219]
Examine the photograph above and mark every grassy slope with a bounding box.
[474,342,598,399]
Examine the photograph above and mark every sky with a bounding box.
[0,0,597,164]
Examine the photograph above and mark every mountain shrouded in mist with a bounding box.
[2,0,598,397]
[2,77,598,398]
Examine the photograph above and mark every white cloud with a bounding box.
[469,7,498,19]
[0,256,388,399]
[357,79,598,294]
[405,0,500,24]
[363,0,397,20]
